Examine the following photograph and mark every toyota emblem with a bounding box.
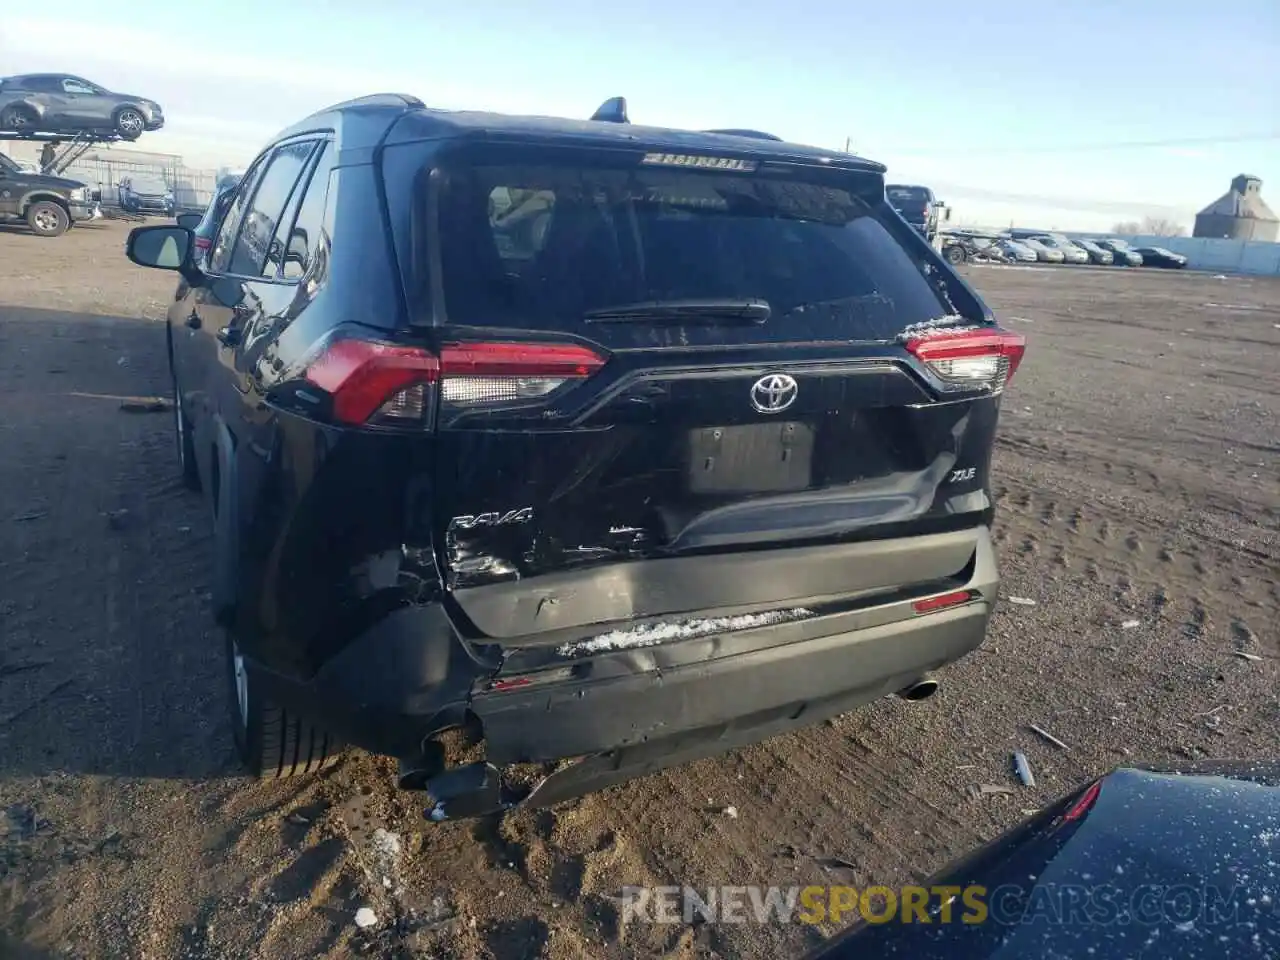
[750,374,798,414]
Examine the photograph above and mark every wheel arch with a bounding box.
[20,192,70,216]
[0,98,44,121]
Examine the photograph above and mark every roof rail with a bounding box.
[704,128,783,142]
[590,97,629,124]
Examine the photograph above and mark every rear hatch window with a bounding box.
[432,147,970,345]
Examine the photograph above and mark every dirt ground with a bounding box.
[1,220,1277,960]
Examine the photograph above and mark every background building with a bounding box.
[1192,174,1278,242]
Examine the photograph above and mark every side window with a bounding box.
[225,141,316,278]
[275,142,335,281]
[62,79,96,95]
[209,160,266,274]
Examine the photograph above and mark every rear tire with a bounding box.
[944,245,966,265]
[226,631,341,778]
[26,200,70,238]
[0,104,37,133]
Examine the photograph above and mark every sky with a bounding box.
[3,1,1277,231]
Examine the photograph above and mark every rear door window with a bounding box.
[273,141,335,281]
[224,140,316,277]
[435,154,954,342]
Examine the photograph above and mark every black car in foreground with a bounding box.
[0,73,164,140]
[1133,246,1189,269]
[125,93,1024,820]
[806,760,1280,959]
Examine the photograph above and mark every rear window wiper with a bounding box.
[584,298,771,324]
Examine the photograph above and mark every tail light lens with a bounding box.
[438,342,605,406]
[904,327,1026,393]
[302,337,607,427]
[1061,779,1103,823]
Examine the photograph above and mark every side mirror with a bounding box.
[127,225,192,271]
[175,212,201,230]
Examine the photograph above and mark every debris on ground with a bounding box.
[1013,752,1035,787]
[1028,724,1070,750]
[119,397,171,414]
[354,907,378,929]
[12,510,47,522]
[968,784,1015,799]
[723,805,739,819]
[1234,652,1262,662]
[816,855,858,871]
[1007,596,1037,606]
[1121,620,1141,630]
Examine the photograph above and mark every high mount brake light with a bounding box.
[303,339,607,426]
[904,327,1026,393]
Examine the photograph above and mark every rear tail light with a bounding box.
[438,342,605,406]
[301,337,607,427]
[904,326,1026,393]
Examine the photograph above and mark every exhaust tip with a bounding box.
[896,676,939,702]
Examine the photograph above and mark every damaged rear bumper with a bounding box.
[254,526,998,817]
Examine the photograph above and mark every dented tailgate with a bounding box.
[426,142,1001,646]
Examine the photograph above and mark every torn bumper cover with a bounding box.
[269,528,998,820]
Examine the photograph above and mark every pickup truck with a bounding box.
[0,150,98,236]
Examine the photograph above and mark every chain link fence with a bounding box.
[58,156,219,215]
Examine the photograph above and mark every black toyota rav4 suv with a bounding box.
[126,94,1023,820]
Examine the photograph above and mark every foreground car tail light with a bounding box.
[302,337,607,426]
[905,327,1026,393]
[1061,779,1103,823]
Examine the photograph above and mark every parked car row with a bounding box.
[944,228,1188,269]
